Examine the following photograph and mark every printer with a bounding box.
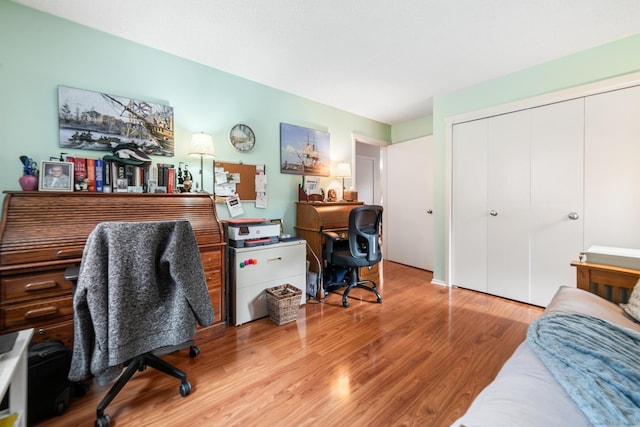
[225,219,281,248]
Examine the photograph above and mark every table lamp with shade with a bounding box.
[188,132,215,193]
[336,162,352,200]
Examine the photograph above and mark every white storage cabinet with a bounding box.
[230,240,306,326]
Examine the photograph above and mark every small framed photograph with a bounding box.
[147,179,157,194]
[127,186,144,193]
[39,161,74,192]
[154,186,167,193]
[116,178,128,193]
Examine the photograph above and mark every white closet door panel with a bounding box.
[585,85,640,250]
[386,136,433,270]
[530,99,585,306]
[452,119,488,292]
[487,110,530,303]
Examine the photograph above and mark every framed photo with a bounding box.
[39,161,74,192]
[147,179,157,193]
[280,123,330,176]
[116,178,129,193]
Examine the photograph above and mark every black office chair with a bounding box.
[322,205,383,308]
[67,220,214,427]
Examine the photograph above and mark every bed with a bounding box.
[452,262,640,427]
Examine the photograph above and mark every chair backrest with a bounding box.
[348,205,383,264]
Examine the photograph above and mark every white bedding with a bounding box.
[452,286,640,427]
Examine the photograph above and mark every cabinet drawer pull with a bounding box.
[267,257,282,263]
[55,249,80,259]
[24,306,58,319]
[24,280,58,292]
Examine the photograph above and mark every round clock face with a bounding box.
[229,124,255,152]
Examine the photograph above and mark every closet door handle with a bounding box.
[568,212,580,220]
[489,210,498,217]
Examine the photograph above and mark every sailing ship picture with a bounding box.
[58,85,174,156]
[280,122,330,176]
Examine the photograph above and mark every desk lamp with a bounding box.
[188,132,215,193]
[336,162,352,200]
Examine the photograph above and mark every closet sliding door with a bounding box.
[451,119,488,293]
[485,110,531,302]
[529,99,584,306]
[585,85,640,250]
[451,99,584,306]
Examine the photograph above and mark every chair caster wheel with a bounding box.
[342,300,350,308]
[377,297,382,303]
[189,345,200,358]
[180,381,192,397]
[95,414,110,427]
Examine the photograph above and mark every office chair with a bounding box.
[322,205,383,308]
[67,220,214,427]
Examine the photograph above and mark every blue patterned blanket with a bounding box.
[527,313,640,426]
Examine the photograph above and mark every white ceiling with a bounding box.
[13,0,640,124]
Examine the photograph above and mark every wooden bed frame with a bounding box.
[571,261,640,304]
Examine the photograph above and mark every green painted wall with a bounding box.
[0,1,390,232]
[431,33,640,282]
[391,115,433,143]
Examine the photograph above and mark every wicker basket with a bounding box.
[265,284,302,325]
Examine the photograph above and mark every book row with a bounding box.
[66,156,179,193]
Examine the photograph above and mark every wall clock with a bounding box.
[229,124,255,152]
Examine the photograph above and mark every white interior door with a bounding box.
[585,84,640,250]
[530,99,584,306]
[486,110,531,303]
[355,155,375,205]
[386,136,433,270]
[452,119,489,292]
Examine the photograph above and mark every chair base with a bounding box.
[94,345,197,427]
[324,268,382,308]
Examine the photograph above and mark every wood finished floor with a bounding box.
[34,260,543,427]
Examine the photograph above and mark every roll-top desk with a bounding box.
[0,191,226,347]
[295,201,380,298]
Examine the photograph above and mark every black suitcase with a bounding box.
[28,340,72,424]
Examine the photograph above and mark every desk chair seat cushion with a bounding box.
[329,240,381,268]
[69,220,214,386]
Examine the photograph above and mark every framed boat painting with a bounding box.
[280,123,330,176]
[57,85,174,156]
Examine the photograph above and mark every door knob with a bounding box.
[427,209,433,214]
[568,212,580,220]
[489,210,498,216]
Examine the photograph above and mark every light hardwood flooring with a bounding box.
[34,260,543,427]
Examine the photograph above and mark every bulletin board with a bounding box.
[215,161,260,201]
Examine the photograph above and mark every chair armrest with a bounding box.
[321,231,342,241]
[64,266,79,282]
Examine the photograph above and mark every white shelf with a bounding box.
[0,329,33,427]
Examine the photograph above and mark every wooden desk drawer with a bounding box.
[1,295,73,329]
[201,250,222,270]
[1,271,73,303]
[30,319,74,347]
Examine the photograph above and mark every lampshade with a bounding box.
[336,162,352,178]
[188,132,215,158]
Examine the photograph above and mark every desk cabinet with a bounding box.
[0,192,226,346]
[229,240,306,326]
[295,202,379,298]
